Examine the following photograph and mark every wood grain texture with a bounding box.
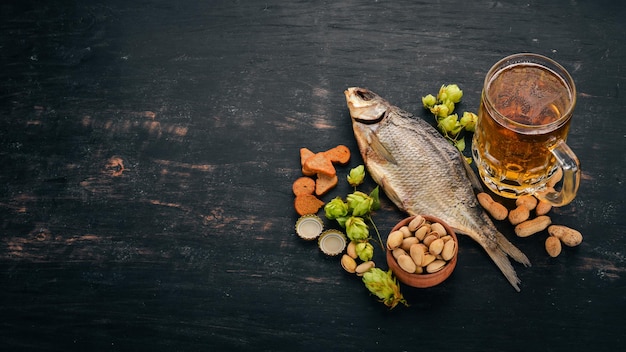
[1,0,625,351]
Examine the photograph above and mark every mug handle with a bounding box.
[534,139,580,207]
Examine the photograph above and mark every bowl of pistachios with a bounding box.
[385,215,458,288]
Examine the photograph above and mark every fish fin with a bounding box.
[459,151,484,192]
[379,175,405,210]
[483,245,522,292]
[369,133,398,165]
[496,233,531,267]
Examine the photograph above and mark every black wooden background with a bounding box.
[1,0,625,351]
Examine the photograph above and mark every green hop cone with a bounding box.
[324,197,349,221]
[347,165,366,187]
[362,268,408,309]
[422,94,437,108]
[443,84,463,104]
[347,191,373,217]
[438,114,463,136]
[460,111,477,132]
[345,216,369,242]
[437,84,448,102]
[355,242,374,261]
[444,99,456,116]
[429,104,450,118]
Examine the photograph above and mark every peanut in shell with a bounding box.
[548,225,583,247]
[545,236,562,258]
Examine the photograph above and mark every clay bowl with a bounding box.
[386,215,458,288]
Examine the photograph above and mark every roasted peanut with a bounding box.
[341,254,357,273]
[509,205,530,225]
[535,200,552,216]
[516,195,538,211]
[545,236,562,257]
[514,215,552,237]
[548,225,583,247]
[477,192,508,220]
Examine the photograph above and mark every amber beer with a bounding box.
[472,53,580,206]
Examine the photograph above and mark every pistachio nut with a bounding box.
[414,224,430,241]
[386,230,404,250]
[426,259,447,273]
[397,254,417,274]
[399,225,412,238]
[408,215,426,232]
[355,260,376,276]
[409,243,424,268]
[423,234,438,247]
[429,238,444,256]
[401,237,420,252]
[441,239,456,261]
[430,222,447,237]
[341,254,357,273]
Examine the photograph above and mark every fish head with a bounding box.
[344,87,389,124]
[345,87,399,196]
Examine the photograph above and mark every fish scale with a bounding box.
[345,87,531,291]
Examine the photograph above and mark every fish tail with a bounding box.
[496,232,531,267]
[483,245,522,292]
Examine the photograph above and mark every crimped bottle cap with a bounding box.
[295,215,324,240]
[318,229,347,256]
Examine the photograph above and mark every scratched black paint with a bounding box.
[1,0,625,351]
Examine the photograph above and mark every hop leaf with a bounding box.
[369,186,380,211]
[362,268,408,309]
[454,136,466,152]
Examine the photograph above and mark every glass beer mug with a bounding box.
[471,53,580,207]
